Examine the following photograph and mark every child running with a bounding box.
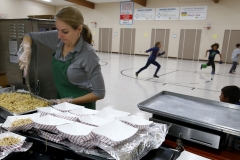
[201,43,223,74]
[136,42,165,78]
[229,43,240,74]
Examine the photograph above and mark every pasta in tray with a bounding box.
[11,118,33,127]
[0,93,49,113]
[0,137,21,146]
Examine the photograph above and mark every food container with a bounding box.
[2,113,41,131]
[0,92,54,119]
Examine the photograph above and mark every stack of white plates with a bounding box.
[53,102,84,112]
[92,120,138,147]
[56,122,96,148]
[33,115,72,134]
[69,108,99,117]
[95,107,130,120]
[78,115,112,127]
[118,115,153,130]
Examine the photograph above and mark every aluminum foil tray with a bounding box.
[0,91,54,119]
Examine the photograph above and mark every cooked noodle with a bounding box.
[0,137,21,146]
[0,93,49,113]
[11,118,33,127]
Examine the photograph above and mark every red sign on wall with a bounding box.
[120,2,134,25]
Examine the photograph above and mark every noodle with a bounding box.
[0,137,21,146]
[11,118,33,127]
[0,93,49,113]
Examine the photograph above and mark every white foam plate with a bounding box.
[118,115,153,126]
[54,112,78,118]
[53,102,84,112]
[95,107,130,119]
[92,120,138,142]
[56,122,96,136]
[37,107,62,115]
[0,132,26,144]
[78,115,112,127]
[2,113,40,128]
[69,108,99,116]
[33,115,72,126]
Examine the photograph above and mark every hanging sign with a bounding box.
[134,8,155,20]
[120,2,134,25]
[180,6,208,20]
[155,7,180,20]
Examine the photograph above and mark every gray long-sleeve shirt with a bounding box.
[26,30,105,99]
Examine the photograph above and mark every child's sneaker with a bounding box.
[211,71,215,75]
[135,72,138,77]
[200,65,203,70]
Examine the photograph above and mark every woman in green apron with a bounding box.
[18,7,105,110]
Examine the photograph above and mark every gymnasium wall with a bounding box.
[0,0,55,19]
[56,0,240,61]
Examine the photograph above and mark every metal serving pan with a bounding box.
[0,91,54,119]
[138,91,240,136]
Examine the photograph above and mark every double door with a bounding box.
[178,29,202,60]
[150,29,170,57]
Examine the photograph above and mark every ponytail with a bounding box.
[82,24,92,44]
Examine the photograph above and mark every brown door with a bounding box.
[150,29,170,57]
[119,28,136,54]
[223,30,240,63]
[178,29,202,60]
[98,28,112,53]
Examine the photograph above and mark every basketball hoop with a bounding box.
[91,22,97,28]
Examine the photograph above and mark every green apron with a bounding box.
[52,52,96,109]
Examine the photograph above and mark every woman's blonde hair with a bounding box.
[56,6,92,44]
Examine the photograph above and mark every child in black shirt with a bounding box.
[220,86,240,105]
[201,43,223,74]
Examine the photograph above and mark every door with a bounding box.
[178,29,202,60]
[119,28,136,54]
[151,29,170,57]
[98,28,112,53]
[222,30,240,63]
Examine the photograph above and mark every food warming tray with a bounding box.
[138,91,240,136]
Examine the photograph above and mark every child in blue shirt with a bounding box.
[136,42,165,78]
[201,43,223,74]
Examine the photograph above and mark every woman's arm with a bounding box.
[72,48,105,104]
[25,30,59,50]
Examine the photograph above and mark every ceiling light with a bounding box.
[42,0,52,2]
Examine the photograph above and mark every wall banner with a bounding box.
[180,6,208,20]
[155,7,180,20]
[120,2,134,25]
[134,8,155,21]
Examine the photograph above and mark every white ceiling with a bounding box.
[34,0,74,6]
[87,0,130,3]
[34,0,130,6]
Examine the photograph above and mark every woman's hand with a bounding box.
[51,98,73,104]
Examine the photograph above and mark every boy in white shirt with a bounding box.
[229,43,240,74]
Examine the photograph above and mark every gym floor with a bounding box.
[96,52,240,119]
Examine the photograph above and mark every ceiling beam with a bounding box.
[132,0,147,7]
[65,0,95,9]
[213,0,219,3]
